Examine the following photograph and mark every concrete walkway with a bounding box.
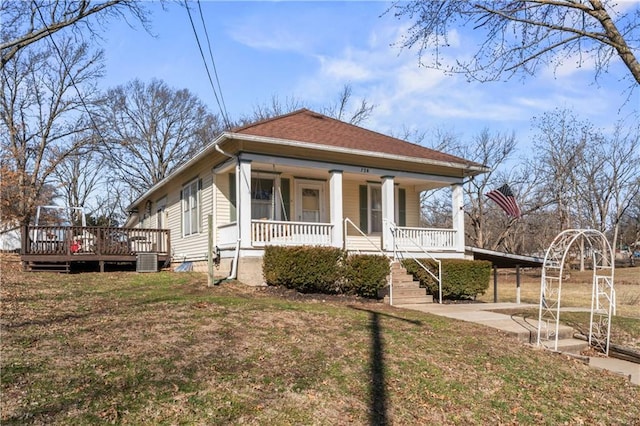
[396,302,639,386]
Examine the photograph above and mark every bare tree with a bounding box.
[531,109,590,231]
[421,128,528,251]
[574,123,640,250]
[390,1,640,86]
[322,84,375,125]
[617,195,640,254]
[50,141,105,224]
[533,110,639,251]
[461,130,519,250]
[237,84,376,127]
[237,95,304,126]
[1,0,149,67]
[99,79,222,196]
[0,37,104,226]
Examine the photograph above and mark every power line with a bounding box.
[197,0,230,127]
[184,0,232,130]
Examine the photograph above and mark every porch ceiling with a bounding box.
[250,160,454,190]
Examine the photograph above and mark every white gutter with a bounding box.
[229,239,240,280]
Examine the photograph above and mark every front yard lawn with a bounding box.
[2,260,639,425]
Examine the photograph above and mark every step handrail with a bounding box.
[343,218,394,303]
[387,220,442,304]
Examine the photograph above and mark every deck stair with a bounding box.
[386,262,433,305]
[25,261,70,273]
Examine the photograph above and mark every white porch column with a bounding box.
[329,170,343,248]
[381,176,395,252]
[452,183,465,252]
[238,159,252,249]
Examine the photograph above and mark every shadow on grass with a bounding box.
[349,307,422,426]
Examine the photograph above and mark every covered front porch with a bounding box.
[214,152,466,257]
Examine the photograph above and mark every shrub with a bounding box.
[345,255,390,298]
[263,246,345,294]
[402,259,491,300]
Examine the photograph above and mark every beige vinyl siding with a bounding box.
[215,171,233,223]
[405,185,420,227]
[342,179,361,235]
[165,162,215,262]
[214,171,234,244]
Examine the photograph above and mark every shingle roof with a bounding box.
[233,108,480,167]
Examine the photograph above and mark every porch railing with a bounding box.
[22,225,170,256]
[251,220,332,246]
[394,226,456,250]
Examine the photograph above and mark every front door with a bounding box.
[295,181,325,223]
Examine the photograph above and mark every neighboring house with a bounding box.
[1,223,21,252]
[125,109,488,285]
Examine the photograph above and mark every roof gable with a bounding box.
[233,109,479,167]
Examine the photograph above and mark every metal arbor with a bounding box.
[537,229,616,355]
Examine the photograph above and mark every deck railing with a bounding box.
[251,219,333,246]
[394,226,456,250]
[22,226,170,256]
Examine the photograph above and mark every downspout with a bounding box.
[214,143,240,281]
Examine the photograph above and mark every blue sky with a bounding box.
[101,1,639,148]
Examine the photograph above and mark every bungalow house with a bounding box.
[125,109,488,286]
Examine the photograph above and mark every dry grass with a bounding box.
[477,266,640,319]
[1,255,639,425]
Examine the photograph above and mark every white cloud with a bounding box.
[316,55,373,81]
[230,27,309,53]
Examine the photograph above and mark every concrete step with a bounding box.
[392,280,423,288]
[540,338,589,355]
[388,294,434,305]
[393,287,428,298]
[537,322,575,340]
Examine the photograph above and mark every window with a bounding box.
[228,173,290,222]
[251,177,274,219]
[369,184,382,233]
[359,184,406,233]
[182,179,200,236]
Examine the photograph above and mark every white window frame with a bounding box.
[182,179,200,237]
[251,172,283,221]
[294,179,326,223]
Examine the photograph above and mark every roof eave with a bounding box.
[126,130,489,212]
[230,132,489,176]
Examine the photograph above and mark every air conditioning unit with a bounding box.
[136,253,158,273]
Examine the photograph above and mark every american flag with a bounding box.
[486,184,521,218]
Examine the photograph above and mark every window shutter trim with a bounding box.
[359,185,368,234]
[281,178,291,221]
[399,188,406,227]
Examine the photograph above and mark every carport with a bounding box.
[465,246,545,303]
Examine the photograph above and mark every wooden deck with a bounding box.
[21,225,170,272]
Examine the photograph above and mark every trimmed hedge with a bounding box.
[263,246,390,298]
[263,246,345,294]
[345,254,390,298]
[402,259,491,300]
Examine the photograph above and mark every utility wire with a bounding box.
[184,0,232,130]
[196,0,230,128]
